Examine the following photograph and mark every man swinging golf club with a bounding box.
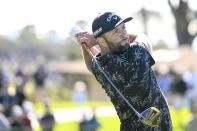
[73,12,172,130]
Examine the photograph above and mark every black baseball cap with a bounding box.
[92,12,133,38]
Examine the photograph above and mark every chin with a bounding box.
[124,43,130,49]
[118,45,129,53]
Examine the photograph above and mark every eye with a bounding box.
[122,25,126,30]
[112,28,118,35]
[114,29,118,34]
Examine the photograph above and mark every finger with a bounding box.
[79,38,89,43]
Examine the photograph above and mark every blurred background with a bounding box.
[0,0,196,131]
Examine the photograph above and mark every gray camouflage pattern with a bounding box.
[90,42,172,131]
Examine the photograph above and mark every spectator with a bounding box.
[33,64,48,103]
[23,101,40,131]
[171,75,188,96]
[157,73,172,95]
[183,67,197,90]
[185,98,197,131]
[0,69,13,117]
[14,66,29,106]
[39,99,55,131]
[0,104,10,131]
[0,69,9,97]
[72,81,88,103]
[10,105,32,131]
[79,108,100,131]
[184,67,197,102]
[171,74,189,109]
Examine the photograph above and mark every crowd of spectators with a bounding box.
[155,66,197,108]
[0,58,53,131]
[155,65,197,130]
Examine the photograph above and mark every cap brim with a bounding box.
[115,17,133,27]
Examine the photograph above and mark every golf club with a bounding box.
[69,27,162,127]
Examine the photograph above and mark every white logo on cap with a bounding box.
[93,27,102,37]
[107,14,118,22]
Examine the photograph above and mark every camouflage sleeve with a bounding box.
[130,42,155,68]
[127,42,155,79]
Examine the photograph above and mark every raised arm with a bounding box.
[81,46,99,72]
[75,32,99,72]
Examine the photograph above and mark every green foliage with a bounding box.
[16,25,42,45]
[15,25,66,60]
[64,37,83,60]
[66,46,82,60]
[0,24,77,61]
[0,36,16,57]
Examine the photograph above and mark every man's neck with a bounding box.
[100,47,110,55]
[100,51,107,55]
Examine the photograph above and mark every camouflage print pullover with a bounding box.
[90,42,172,131]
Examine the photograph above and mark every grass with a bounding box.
[34,101,113,112]
[35,107,192,131]
[52,116,120,131]
[170,107,192,131]
[53,121,79,131]
[33,101,192,131]
[33,101,119,131]
[97,116,120,131]
[35,116,120,131]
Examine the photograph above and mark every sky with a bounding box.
[0,0,196,48]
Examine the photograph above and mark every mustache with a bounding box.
[122,37,129,41]
[120,37,129,43]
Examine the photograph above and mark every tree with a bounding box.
[64,37,82,60]
[17,25,42,45]
[134,7,161,35]
[168,0,197,46]
[0,36,16,57]
[15,25,66,61]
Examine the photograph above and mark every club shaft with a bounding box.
[82,43,142,118]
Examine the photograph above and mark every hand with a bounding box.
[75,32,97,48]
[129,34,137,44]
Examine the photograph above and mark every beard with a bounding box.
[103,36,130,54]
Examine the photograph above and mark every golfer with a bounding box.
[75,12,172,131]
